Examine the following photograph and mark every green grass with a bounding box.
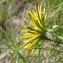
[0,0,63,63]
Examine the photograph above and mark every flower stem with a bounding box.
[38,48,41,63]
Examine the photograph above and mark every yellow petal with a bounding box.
[25,49,32,57]
[24,36,39,43]
[39,2,42,19]
[25,38,40,56]
[31,49,34,55]
[24,18,34,26]
[20,36,39,48]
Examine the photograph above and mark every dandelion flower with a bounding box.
[20,3,49,56]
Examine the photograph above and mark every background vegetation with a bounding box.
[0,0,63,63]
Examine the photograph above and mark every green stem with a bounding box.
[38,48,41,63]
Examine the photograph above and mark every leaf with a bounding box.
[57,35,63,40]
[0,9,6,24]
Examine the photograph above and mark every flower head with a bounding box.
[20,3,48,56]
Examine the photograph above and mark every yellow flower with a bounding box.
[20,3,48,56]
